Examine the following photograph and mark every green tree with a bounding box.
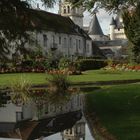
[123,4,140,62]
[0,0,57,60]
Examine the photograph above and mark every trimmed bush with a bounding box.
[76,59,107,71]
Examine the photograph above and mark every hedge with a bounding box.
[76,59,107,71]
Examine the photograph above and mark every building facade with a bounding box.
[0,93,84,132]
[26,9,93,58]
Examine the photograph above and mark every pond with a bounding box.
[0,89,95,140]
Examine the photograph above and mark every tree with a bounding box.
[123,4,140,62]
[0,0,58,60]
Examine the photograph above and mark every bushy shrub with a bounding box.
[58,57,81,75]
[75,59,107,71]
[58,57,71,70]
[47,73,71,104]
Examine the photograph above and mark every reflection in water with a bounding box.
[45,117,94,140]
[0,89,94,140]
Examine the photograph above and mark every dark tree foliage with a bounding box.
[123,4,140,62]
[0,0,58,60]
[71,0,138,11]
[0,0,32,60]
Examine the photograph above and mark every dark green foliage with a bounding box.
[76,59,107,71]
[123,4,140,63]
[72,0,138,11]
[58,57,71,70]
[0,0,58,60]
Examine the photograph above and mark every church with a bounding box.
[21,0,105,59]
[20,0,95,59]
[7,0,127,60]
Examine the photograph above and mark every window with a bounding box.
[67,6,70,13]
[79,40,81,49]
[76,39,78,52]
[86,43,89,52]
[69,38,72,48]
[52,35,55,48]
[16,112,23,121]
[59,36,61,44]
[63,6,66,13]
[64,38,67,47]
[43,34,47,47]
[52,35,55,43]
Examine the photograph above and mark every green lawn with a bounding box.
[1,70,140,87]
[70,70,140,83]
[86,84,140,140]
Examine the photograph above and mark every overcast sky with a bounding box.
[34,2,112,35]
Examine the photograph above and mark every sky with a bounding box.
[33,1,112,35]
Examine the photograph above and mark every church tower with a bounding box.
[59,0,84,28]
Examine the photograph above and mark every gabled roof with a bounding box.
[0,9,91,39]
[88,14,104,35]
[31,9,91,39]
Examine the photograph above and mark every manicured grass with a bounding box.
[86,84,140,140]
[70,70,140,83]
[1,70,140,87]
[0,73,48,87]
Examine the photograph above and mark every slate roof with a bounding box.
[88,14,104,35]
[0,9,91,39]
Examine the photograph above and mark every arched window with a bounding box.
[43,34,47,47]
[63,6,66,14]
[67,6,70,13]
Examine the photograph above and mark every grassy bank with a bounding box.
[1,70,140,87]
[86,84,140,140]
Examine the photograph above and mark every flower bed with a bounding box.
[103,64,140,72]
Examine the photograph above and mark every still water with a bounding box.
[45,123,94,140]
[0,89,95,140]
